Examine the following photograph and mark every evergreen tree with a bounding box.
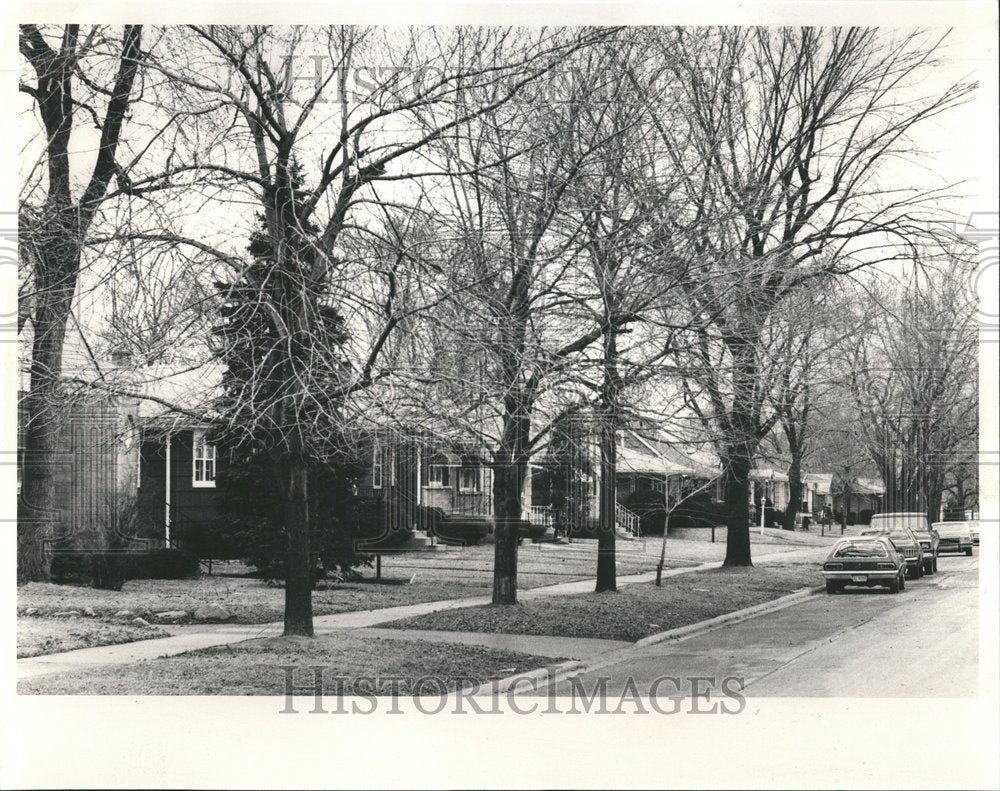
[211,163,363,580]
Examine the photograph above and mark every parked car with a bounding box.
[869,512,928,533]
[861,525,924,579]
[911,526,940,574]
[822,536,906,594]
[866,513,934,578]
[932,521,974,556]
[969,519,980,546]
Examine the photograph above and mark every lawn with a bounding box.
[17,577,491,626]
[18,634,565,696]
[18,615,168,658]
[16,543,692,627]
[379,561,821,642]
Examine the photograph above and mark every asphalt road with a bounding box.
[537,553,979,699]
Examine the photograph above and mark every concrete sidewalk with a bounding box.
[17,544,827,680]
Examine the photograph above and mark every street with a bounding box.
[536,554,979,698]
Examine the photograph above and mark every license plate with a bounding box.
[851,575,868,583]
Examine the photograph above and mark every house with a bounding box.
[833,476,885,523]
[532,412,721,534]
[16,315,145,554]
[748,467,790,512]
[801,473,834,515]
[17,388,142,553]
[135,417,222,549]
[358,431,523,532]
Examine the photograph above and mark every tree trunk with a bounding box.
[840,487,849,533]
[596,323,619,593]
[283,454,313,636]
[18,387,61,583]
[17,237,79,582]
[722,336,758,567]
[723,451,753,566]
[596,416,617,592]
[492,460,522,604]
[783,452,803,531]
[18,25,142,583]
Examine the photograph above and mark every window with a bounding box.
[372,443,383,489]
[428,464,450,488]
[459,467,480,492]
[192,430,216,488]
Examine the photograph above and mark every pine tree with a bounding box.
[212,163,362,585]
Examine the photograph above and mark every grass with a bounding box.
[17,633,565,695]
[18,616,168,658]
[16,543,697,626]
[17,577,491,625]
[379,561,821,642]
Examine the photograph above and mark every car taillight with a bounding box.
[824,563,843,570]
[876,562,894,570]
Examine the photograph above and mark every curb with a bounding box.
[483,585,824,696]
[468,659,586,696]
[633,585,824,648]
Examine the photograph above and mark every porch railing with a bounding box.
[615,502,640,536]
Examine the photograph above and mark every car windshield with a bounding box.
[834,541,888,558]
[888,531,913,543]
[933,522,965,533]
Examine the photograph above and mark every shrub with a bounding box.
[89,553,131,590]
[623,489,666,536]
[48,549,198,587]
[214,452,375,578]
[139,548,201,579]
[49,552,96,584]
[517,520,547,543]
[50,552,144,589]
[432,516,491,546]
[670,495,728,530]
[566,518,600,538]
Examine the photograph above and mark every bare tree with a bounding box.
[846,254,978,524]
[401,49,626,605]
[18,25,144,581]
[133,24,616,629]
[645,26,974,566]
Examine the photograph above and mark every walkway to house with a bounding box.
[17,543,830,680]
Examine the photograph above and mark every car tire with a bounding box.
[899,573,905,591]
[913,563,923,579]
[888,576,900,594]
[924,559,933,575]
[965,547,973,557]
[826,581,839,595]
[932,557,938,573]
